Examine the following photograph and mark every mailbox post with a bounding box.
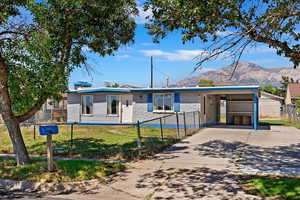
[39,125,58,172]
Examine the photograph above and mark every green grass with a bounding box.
[0,157,124,183]
[260,119,300,129]
[242,176,300,200]
[0,125,178,160]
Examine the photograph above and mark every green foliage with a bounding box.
[0,0,27,24]
[0,157,125,182]
[1,0,137,118]
[198,79,215,87]
[145,0,300,67]
[261,85,282,97]
[260,119,300,129]
[105,82,121,88]
[243,176,300,199]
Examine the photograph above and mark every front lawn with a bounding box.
[0,157,124,183]
[0,125,179,160]
[241,176,300,200]
[260,119,300,129]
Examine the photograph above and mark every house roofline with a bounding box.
[67,85,260,94]
[260,91,284,100]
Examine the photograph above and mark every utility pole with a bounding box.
[166,76,170,88]
[150,56,153,88]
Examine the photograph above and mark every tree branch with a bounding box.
[16,96,48,123]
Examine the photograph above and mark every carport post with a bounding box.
[198,111,201,128]
[253,91,259,130]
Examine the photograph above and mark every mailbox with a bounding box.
[39,125,59,136]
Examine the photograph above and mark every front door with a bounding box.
[121,95,133,123]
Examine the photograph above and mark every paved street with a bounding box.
[10,125,300,199]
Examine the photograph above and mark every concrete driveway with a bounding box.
[12,125,300,200]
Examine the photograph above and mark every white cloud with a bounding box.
[249,46,275,53]
[135,6,152,24]
[81,45,91,52]
[215,31,234,37]
[140,49,209,61]
[115,54,130,59]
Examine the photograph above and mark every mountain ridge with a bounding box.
[176,61,300,87]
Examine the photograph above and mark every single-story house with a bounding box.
[285,83,300,104]
[259,91,283,119]
[67,85,260,129]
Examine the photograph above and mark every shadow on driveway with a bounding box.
[136,167,260,200]
[194,140,300,174]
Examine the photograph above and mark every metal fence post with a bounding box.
[193,112,196,128]
[198,111,201,128]
[183,112,187,137]
[159,118,164,141]
[70,123,74,151]
[33,124,36,140]
[175,112,180,139]
[136,121,142,155]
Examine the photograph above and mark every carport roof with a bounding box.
[67,85,260,94]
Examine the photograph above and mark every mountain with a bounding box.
[176,61,300,87]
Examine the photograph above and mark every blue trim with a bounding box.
[174,93,180,112]
[67,86,260,94]
[140,123,200,129]
[74,81,92,87]
[66,122,218,129]
[67,122,136,126]
[147,94,153,112]
[253,91,259,130]
[201,122,217,127]
[67,88,131,93]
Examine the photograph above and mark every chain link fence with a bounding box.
[1,111,202,160]
[136,111,202,156]
[281,104,299,123]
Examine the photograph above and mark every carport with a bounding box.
[200,86,259,130]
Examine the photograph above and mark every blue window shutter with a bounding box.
[174,93,180,112]
[147,94,153,112]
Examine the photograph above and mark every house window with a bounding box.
[153,94,174,111]
[82,95,93,115]
[107,95,120,115]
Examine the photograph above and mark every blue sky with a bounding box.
[69,5,294,89]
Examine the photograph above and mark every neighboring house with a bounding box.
[35,94,68,122]
[259,91,283,119]
[0,94,67,124]
[285,83,300,104]
[67,85,260,129]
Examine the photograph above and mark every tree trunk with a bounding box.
[0,56,30,165]
[2,115,31,165]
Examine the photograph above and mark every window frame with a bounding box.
[81,95,93,116]
[106,95,120,116]
[153,93,174,112]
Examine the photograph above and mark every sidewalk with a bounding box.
[10,125,300,200]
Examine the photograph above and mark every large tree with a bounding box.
[144,0,300,71]
[0,0,137,165]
